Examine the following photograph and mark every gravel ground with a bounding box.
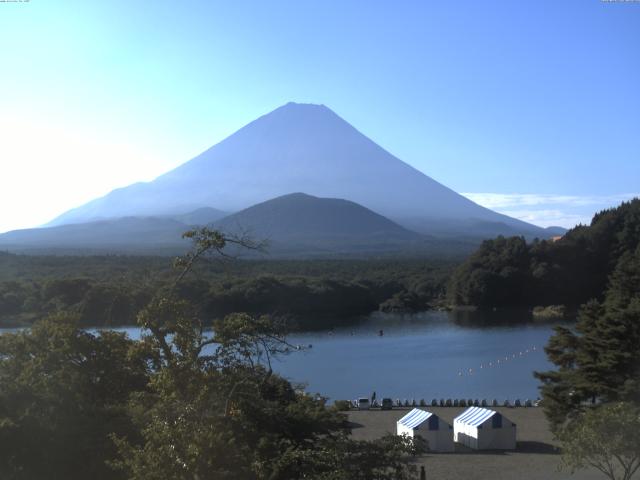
[347,407,605,480]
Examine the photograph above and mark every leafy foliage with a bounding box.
[558,402,640,480]
[0,228,421,479]
[0,253,454,329]
[0,314,150,480]
[447,199,640,308]
[535,242,640,431]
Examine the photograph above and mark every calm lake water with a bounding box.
[0,310,562,403]
[276,311,558,402]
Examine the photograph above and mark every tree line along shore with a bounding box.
[0,255,454,329]
[2,200,639,330]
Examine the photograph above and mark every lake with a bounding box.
[0,310,562,403]
[276,310,559,402]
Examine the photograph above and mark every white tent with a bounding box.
[453,406,516,450]
[396,408,454,452]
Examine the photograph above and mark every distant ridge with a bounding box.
[169,207,227,226]
[0,194,479,257]
[47,102,552,239]
[0,217,190,252]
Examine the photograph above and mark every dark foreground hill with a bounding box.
[214,193,421,252]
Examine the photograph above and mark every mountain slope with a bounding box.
[215,192,418,242]
[169,207,227,226]
[0,194,477,257]
[48,102,548,238]
[211,193,453,256]
[0,217,190,253]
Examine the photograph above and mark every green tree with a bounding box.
[0,313,151,480]
[535,244,640,431]
[558,402,640,480]
[447,199,640,309]
[111,228,420,479]
[0,228,421,479]
[447,235,532,307]
[270,434,423,480]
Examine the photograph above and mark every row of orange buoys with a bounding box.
[457,345,539,377]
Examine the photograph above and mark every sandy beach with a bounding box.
[348,407,604,480]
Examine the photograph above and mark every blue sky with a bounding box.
[1,0,638,232]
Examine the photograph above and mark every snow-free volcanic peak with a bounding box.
[48,102,546,237]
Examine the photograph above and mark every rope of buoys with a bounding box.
[456,346,540,377]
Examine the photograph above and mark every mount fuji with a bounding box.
[47,102,550,238]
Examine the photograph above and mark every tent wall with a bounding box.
[396,412,455,452]
[421,425,455,452]
[454,422,516,450]
[477,423,516,450]
[396,423,415,438]
[454,423,479,449]
[453,409,517,450]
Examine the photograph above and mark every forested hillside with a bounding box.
[0,254,453,329]
[447,199,640,308]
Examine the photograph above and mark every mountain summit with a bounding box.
[48,102,544,237]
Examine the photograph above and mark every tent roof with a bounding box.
[454,406,497,427]
[397,408,433,429]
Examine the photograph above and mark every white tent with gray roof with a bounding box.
[453,406,516,450]
[396,408,454,452]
